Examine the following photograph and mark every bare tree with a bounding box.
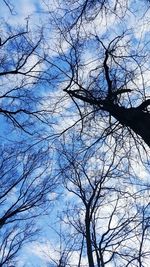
[56,138,150,267]
[0,222,37,267]
[40,0,150,150]
[0,143,58,266]
[0,14,56,138]
[0,1,150,266]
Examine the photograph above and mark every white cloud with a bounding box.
[28,240,59,262]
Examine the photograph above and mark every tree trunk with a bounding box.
[85,213,95,267]
[65,89,150,147]
[107,103,150,147]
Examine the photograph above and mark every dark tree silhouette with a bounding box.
[42,0,150,149]
[0,144,58,266]
[57,137,150,267]
[1,1,150,266]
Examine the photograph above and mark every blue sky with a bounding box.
[0,0,150,266]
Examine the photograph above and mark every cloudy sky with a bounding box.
[1,1,150,266]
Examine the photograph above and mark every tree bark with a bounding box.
[106,103,150,147]
[85,212,95,267]
[65,89,150,147]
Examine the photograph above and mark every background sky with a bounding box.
[0,1,150,266]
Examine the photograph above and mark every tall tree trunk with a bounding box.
[65,89,150,147]
[85,212,95,267]
[107,103,150,147]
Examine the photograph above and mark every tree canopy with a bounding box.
[0,0,150,266]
